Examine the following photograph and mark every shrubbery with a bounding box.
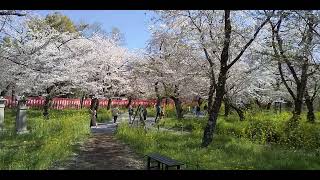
[116,122,320,169]
[158,111,320,150]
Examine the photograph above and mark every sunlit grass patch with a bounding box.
[116,111,320,170]
[0,109,91,170]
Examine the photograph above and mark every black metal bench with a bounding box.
[146,153,184,170]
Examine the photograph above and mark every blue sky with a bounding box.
[35,10,153,50]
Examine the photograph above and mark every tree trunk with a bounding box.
[11,88,16,108]
[126,96,132,108]
[43,95,52,119]
[90,98,95,110]
[200,9,269,147]
[171,85,183,119]
[96,99,99,112]
[107,98,112,110]
[272,13,313,128]
[293,90,303,116]
[207,68,216,114]
[224,98,230,117]
[155,82,162,107]
[305,93,315,123]
[201,10,231,148]
[43,86,55,119]
[202,85,225,147]
[229,104,245,121]
[255,99,262,109]
[288,90,304,129]
[266,102,272,110]
[171,97,183,119]
[80,94,85,109]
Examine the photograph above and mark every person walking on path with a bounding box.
[142,106,147,121]
[138,105,147,132]
[128,105,134,124]
[196,105,201,117]
[89,109,97,127]
[112,106,120,123]
[154,104,162,123]
[132,105,145,126]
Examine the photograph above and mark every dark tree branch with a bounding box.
[227,13,273,70]
[278,62,296,100]
[273,16,301,85]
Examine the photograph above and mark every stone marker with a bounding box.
[0,96,6,131]
[16,98,29,134]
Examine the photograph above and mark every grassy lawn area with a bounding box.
[96,108,112,123]
[115,111,320,170]
[0,109,92,170]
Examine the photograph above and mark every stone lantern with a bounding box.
[16,96,29,134]
[0,96,6,131]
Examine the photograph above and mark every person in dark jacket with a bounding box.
[112,106,120,123]
[142,106,147,121]
[128,105,134,124]
[196,105,201,117]
[154,104,161,123]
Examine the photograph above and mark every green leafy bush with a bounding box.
[158,111,320,149]
[116,122,320,169]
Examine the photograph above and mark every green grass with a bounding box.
[157,111,320,149]
[0,109,91,170]
[116,123,320,170]
[96,108,112,123]
[146,107,156,117]
[146,104,179,118]
[116,110,320,169]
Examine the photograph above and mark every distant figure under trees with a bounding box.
[128,105,134,124]
[112,105,120,123]
[154,104,162,123]
[142,106,147,121]
[132,105,141,125]
[131,105,147,128]
[89,109,97,127]
[196,105,201,117]
[90,96,99,118]
[89,96,99,127]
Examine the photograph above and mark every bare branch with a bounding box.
[227,12,273,70]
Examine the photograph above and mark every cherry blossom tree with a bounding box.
[0,10,28,98]
[140,26,208,118]
[0,10,136,118]
[152,10,273,147]
[68,33,132,111]
[0,15,86,117]
[267,10,320,124]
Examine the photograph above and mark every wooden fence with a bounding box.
[3,96,174,109]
